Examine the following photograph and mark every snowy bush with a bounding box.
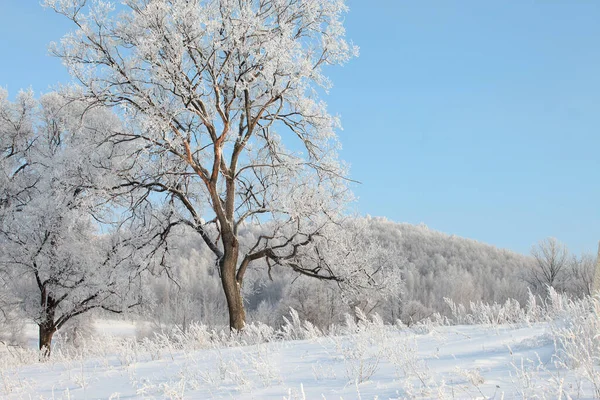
[551,295,600,398]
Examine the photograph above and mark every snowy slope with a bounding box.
[1,320,594,399]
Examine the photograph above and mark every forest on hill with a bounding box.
[142,217,590,332]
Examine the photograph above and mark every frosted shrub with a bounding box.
[406,312,449,335]
[443,288,589,327]
[279,308,305,340]
[545,287,595,322]
[0,368,32,397]
[450,367,489,399]
[385,333,428,382]
[159,379,187,400]
[445,297,527,325]
[337,333,384,384]
[332,309,389,384]
[546,286,569,318]
[279,308,323,341]
[176,322,214,349]
[508,353,546,399]
[0,345,37,397]
[551,295,600,398]
[0,343,39,369]
[339,308,387,335]
[245,344,282,387]
[469,298,524,325]
[524,289,544,323]
[444,298,473,324]
[115,338,140,366]
[237,323,276,346]
[149,323,217,352]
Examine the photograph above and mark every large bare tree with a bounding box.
[44,0,386,330]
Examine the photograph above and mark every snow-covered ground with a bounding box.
[1,317,596,399]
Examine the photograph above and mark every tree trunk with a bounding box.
[39,288,57,358]
[221,236,246,331]
[38,320,56,358]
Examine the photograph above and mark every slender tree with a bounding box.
[45,0,377,330]
[528,237,571,292]
[566,253,595,297]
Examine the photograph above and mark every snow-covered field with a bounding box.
[1,311,599,399]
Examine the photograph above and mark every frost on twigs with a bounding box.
[43,0,388,329]
[0,89,144,354]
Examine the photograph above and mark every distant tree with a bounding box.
[44,0,388,331]
[0,90,142,356]
[568,253,596,297]
[528,237,571,292]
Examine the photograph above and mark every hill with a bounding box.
[146,217,535,329]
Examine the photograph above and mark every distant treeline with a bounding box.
[146,217,588,330]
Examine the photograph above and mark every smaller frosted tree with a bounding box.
[0,90,142,356]
[568,253,596,297]
[528,237,572,293]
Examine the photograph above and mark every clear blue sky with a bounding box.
[1,1,598,255]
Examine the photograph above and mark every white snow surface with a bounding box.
[2,319,593,399]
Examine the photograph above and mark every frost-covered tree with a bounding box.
[44,0,377,330]
[568,253,596,297]
[528,237,571,292]
[0,90,142,356]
